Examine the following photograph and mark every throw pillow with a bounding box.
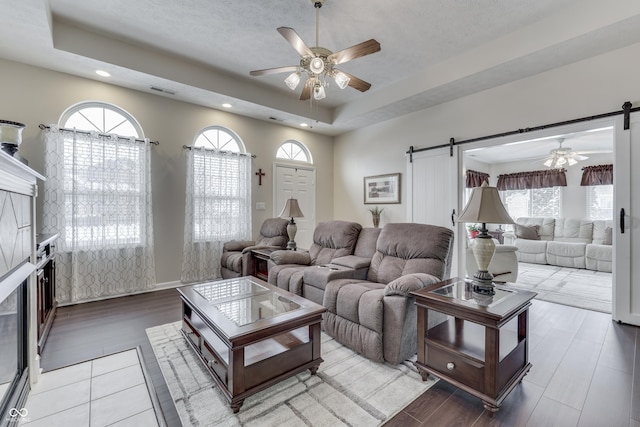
[514,223,541,240]
[603,226,613,245]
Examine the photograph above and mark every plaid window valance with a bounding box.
[580,164,613,186]
[465,169,490,188]
[497,168,567,190]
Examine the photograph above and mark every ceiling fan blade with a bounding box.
[336,70,372,92]
[300,82,311,100]
[250,66,298,76]
[572,154,589,161]
[277,27,314,57]
[328,39,381,65]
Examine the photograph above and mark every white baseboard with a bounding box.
[57,281,183,306]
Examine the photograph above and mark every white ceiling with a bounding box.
[464,127,613,164]
[1,0,640,140]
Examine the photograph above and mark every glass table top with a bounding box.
[430,278,515,308]
[193,279,268,303]
[214,292,302,327]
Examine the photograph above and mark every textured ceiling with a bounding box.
[1,0,640,138]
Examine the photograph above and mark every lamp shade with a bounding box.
[279,198,304,219]
[458,182,514,225]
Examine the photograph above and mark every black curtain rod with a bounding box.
[182,145,256,158]
[39,124,159,145]
[406,101,640,157]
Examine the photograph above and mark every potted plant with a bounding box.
[368,206,384,228]
[467,224,480,239]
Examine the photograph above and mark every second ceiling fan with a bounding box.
[250,0,381,101]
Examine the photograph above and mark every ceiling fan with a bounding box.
[249,0,381,101]
[542,138,589,168]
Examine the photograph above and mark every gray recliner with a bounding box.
[322,223,454,365]
[220,218,289,278]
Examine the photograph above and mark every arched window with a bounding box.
[43,101,155,302]
[194,126,245,153]
[59,101,144,138]
[276,140,312,163]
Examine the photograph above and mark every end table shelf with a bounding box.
[411,277,536,413]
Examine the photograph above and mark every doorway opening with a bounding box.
[460,124,614,313]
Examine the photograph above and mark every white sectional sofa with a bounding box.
[503,217,613,272]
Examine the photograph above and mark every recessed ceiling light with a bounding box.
[300,123,308,127]
[222,103,232,108]
[96,70,110,77]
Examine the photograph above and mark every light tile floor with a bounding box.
[18,349,160,427]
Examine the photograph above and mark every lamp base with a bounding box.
[286,219,298,251]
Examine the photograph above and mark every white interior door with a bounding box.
[407,147,459,275]
[613,112,640,326]
[274,164,316,250]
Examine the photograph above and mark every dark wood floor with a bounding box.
[41,288,639,427]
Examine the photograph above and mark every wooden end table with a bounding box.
[251,248,275,281]
[178,276,326,413]
[411,277,536,413]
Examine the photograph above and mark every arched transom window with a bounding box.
[276,140,312,163]
[194,126,245,153]
[60,101,143,137]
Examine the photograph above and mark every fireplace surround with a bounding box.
[0,149,44,426]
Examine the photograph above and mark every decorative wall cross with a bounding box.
[255,168,266,185]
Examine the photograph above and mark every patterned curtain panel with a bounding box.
[580,164,613,186]
[497,168,567,191]
[466,169,490,188]
[181,148,252,283]
[42,126,156,303]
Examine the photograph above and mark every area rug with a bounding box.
[146,322,436,427]
[510,263,612,313]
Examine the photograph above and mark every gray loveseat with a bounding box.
[322,223,454,365]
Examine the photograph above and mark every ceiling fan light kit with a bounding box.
[249,0,380,101]
[543,138,588,168]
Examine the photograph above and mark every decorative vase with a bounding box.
[0,120,26,156]
[372,214,380,228]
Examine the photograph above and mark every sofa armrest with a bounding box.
[503,233,516,245]
[223,240,255,252]
[303,264,358,289]
[241,245,282,254]
[269,250,311,266]
[331,255,371,270]
[384,273,441,297]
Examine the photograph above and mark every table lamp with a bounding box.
[457,182,514,294]
[279,198,304,250]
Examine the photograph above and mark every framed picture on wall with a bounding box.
[364,173,401,204]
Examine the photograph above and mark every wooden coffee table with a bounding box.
[178,276,326,413]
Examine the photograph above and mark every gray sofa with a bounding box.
[322,223,454,365]
[220,218,289,278]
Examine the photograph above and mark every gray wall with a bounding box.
[0,58,334,285]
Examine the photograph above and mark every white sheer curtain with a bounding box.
[42,126,156,303]
[181,148,252,283]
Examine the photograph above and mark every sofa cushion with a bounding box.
[220,251,243,273]
[592,220,614,244]
[586,244,612,272]
[553,218,593,243]
[546,241,586,268]
[353,227,381,258]
[603,227,613,245]
[514,239,548,264]
[308,221,362,265]
[514,223,541,240]
[368,223,453,284]
[515,217,555,240]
